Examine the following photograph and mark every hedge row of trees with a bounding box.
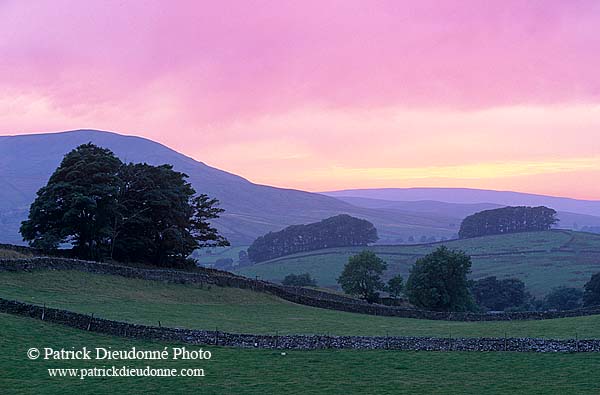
[247,214,378,263]
[336,247,600,312]
[337,247,476,310]
[20,143,229,267]
[459,206,558,239]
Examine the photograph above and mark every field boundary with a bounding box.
[2,297,599,352]
[3,256,600,322]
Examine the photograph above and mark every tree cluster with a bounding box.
[247,214,378,263]
[282,273,317,287]
[20,143,228,267]
[335,248,600,312]
[458,206,558,239]
[470,276,528,311]
[543,287,583,311]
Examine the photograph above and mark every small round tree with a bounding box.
[337,250,387,303]
[405,246,476,312]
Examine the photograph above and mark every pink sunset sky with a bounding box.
[1,0,600,199]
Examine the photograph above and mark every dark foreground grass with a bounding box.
[2,270,600,339]
[1,313,600,394]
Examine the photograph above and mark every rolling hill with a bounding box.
[237,230,600,297]
[3,268,600,339]
[323,188,600,217]
[0,130,458,245]
[330,195,600,233]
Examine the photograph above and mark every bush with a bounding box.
[544,287,583,311]
[282,273,317,287]
[387,275,404,298]
[470,276,528,311]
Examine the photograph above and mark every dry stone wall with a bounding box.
[1,298,599,352]
[2,257,600,322]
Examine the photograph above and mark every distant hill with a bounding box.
[237,230,600,297]
[323,188,600,230]
[0,130,457,245]
[322,188,600,217]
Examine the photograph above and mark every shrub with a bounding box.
[282,273,317,287]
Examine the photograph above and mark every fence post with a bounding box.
[87,313,94,331]
[41,303,46,321]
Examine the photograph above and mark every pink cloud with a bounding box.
[2,0,599,116]
[1,0,600,197]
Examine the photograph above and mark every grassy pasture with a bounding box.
[2,313,600,394]
[0,248,28,259]
[2,270,600,339]
[236,231,600,296]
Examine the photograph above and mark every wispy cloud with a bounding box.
[1,1,600,198]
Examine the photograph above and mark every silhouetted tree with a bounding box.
[20,143,122,259]
[337,250,387,302]
[544,287,583,311]
[405,246,476,312]
[21,144,228,267]
[248,214,378,263]
[111,163,229,266]
[459,206,558,239]
[470,276,528,311]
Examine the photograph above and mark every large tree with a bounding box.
[337,250,387,303]
[111,163,229,266]
[20,143,122,259]
[405,246,476,312]
[470,276,528,311]
[459,206,558,239]
[21,144,228,266]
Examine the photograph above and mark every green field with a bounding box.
[0,248,28,259]
[2,313,600,394]
[237,230,600,296]
[2,270,600,339]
